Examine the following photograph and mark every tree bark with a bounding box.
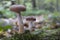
[31,0,36,9]
[56,0,59,11]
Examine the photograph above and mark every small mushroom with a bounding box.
[26,17,36,32]
[10,5,26,34]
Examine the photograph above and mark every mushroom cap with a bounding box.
[26,17,36,21]
[10,5,26,13]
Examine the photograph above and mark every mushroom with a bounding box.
[26,17,36,32]
[10,5,26,33]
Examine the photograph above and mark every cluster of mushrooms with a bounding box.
[9,4,50,34]
[10,0,55,34]
[10,4,38,34]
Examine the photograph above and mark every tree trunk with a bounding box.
[56,0,59,11]
[31,0,36,9]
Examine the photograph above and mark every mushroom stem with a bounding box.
[16,13,24,33]
[29,21,34,32]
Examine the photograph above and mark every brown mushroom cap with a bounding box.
[10,5,26,13]
[26,17,36,21]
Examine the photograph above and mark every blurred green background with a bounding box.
[0,0,60,18]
